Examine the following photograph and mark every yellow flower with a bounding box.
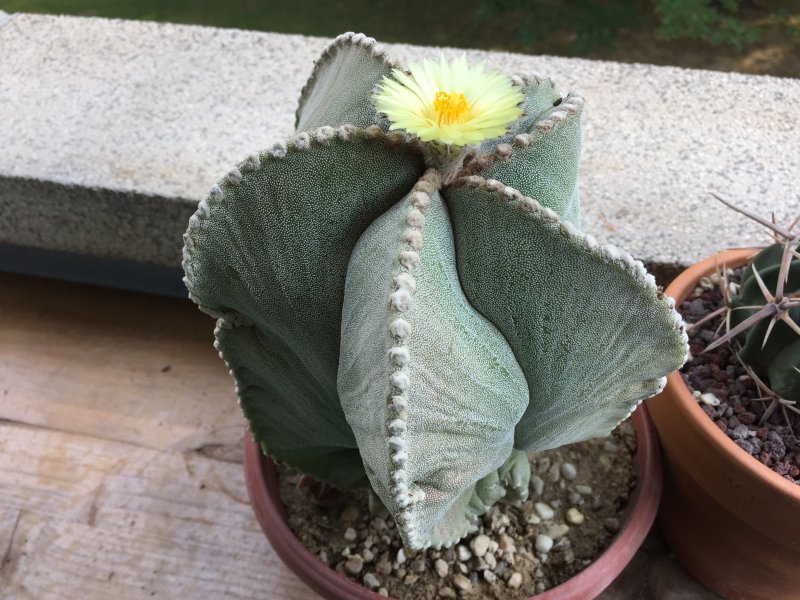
[374,55,524,146]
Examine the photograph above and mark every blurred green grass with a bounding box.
[5,0,799,76]
[3,0,508,50]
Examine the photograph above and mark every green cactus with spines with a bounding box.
[182,32,688,550]
[729,242,800,401]
[703,195,799,412]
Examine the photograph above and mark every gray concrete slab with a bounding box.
[1,14,798,287]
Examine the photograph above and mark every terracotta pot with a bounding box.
[647,248,800,600]
[243,405,662,600]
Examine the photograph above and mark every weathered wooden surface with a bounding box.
[0,273,717,599]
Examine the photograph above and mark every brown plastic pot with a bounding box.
[647,248,800,600]
[243,405,662,600]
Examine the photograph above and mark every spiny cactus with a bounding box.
[704,196,799,409]
[181,32,688,550]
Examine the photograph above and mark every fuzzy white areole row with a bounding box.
[385,167,442,549]
[181,121,420,302]
[459,91,586,180]
[295,31,398,130]
[180,121,423,428]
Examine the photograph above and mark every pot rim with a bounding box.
[243,405,662,600]
[663,247,800,502]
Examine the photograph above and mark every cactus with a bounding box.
[703,196,800,407]
[181,32,688,550]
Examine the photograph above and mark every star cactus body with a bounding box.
[182,32,689,550]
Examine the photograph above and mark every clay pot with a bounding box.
[647,248,800,600]
[243,405,662,600]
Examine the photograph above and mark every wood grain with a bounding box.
[0,274,243,459]
[0,274,318,599]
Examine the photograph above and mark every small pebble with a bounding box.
[483,570,497,583]
[484,552,497,569]
[526,513,541,524]
[341,506,359,522]
[535,582,546,593]
[534,502,555,520]
[471,534,491,557]
[498,533,516,555]
[732,424,750,440]
[575,485,593,495]
[363,572,381,589]
[378,588,389,598]
[371,518,388,532]
[457,562,468,575]
[507,572,523,589]
[566,507,585,525]
[701,393,721,407]
[434,558,448,578]
[343,527,357,542]
[344,555,364,575]
[375,554,392,575]
[545,523,569,540]
[456,544,472,562]
[396,548,407,565]
[410,558,425,573]
[453,574,472,592]
[439,587,456,599]
[604,517,620,533]
[561,462,577,480]
[602,441,619,453]
[535,534,554,553]
[362,548,374,562]
[404,573,419,585]
[531,475,545,496]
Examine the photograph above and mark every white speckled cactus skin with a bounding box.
[182,32,689,550]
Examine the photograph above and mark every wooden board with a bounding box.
[0,273,243,459]
[0,273,718,599]
[0,274,318,599]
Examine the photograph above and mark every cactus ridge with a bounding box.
[338,180,530,550]
[466,89,585,227]
[444,174,687,450]
[183,122,426,486]
[295,32,398,133]
[383,169,442,549]
[461,91,585,180]
[449,174,683,336]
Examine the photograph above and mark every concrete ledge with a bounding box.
[1,13,798,294]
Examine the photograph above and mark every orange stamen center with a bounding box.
[433,91,469,126]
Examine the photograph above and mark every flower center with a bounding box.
[433,91,469,126]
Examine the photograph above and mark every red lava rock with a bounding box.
[715,419,727,433]
[759,453,773,467]
[738,412,757,425]
[789,465,800,478]
[756,427,769,441]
